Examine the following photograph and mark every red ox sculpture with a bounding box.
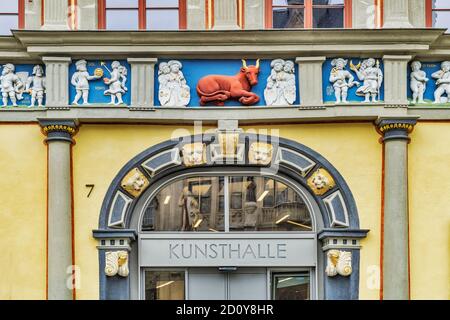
[196,59,261,106]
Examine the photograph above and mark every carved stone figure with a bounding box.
[307,168,336,196]
[329,58,360,104]
[0,63,24,107]
[248,142,273,165]
[432,61,450,104]
[178,187,202,231]
[350,58,383,103]
[264,59,296,106]
[158,60,190,107]
[409,61,429,104]
[26,65,46,107]
[105,251,129,277]
[196,59,260,106]
[103,61,128,105]
[71,59,102,105]
[325,250,352,277]
[182,142,206,167]
[121,168,149,198]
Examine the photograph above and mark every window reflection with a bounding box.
[141,175,312,232]
[145,271,185,300]
[229,176,312,231]
[272,273,310,300]
[0,1,19,35]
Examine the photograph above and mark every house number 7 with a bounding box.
[86,184,95,198]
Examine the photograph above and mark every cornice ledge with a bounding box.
[11,28,445,48]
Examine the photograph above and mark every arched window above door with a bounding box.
[141,175,313,232]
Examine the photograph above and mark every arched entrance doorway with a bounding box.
[93,132,369,300]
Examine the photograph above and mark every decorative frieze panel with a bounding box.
[154,59,300,107]
[407,61,450,105]
[323,58,384,104]
[0,63,46,107]
[69,60,131,106]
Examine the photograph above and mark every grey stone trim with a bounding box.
[92,229,137,241]
[318,229,370,240]
[5,29,444,59]
[97,134,362,230]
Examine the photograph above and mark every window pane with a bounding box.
[313,0,343,5]
[273,8,304,28]
[106,10,139,29]
[272,273,310,300]
[433,0,450,9]
[228,176,312,232]
[142,177,224,232]
[0,15,18,35]
[273,0,304,6]
[0,1,18,13]
[147,9,179,30]
[313,7,344,28]
[433,11,450,31]
[106,0,138,8]
[147,0,179,8]
[145,271,185,300]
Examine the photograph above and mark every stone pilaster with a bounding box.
[39,119,78,300]
[296,57,326,107]
[383,0,413,28]
[187,0,206,30]
[383,55,412,106]
[42,57,72,108]
[245,0,265,29]
[41,0,70,30]
[213,0,240,30]
[376,117,418,300]
[127,58,158,109]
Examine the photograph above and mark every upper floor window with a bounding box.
[428,0,450,32]
[267,0,351,29]
[98,0,186,30]
[0,0,24,35]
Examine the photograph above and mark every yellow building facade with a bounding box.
[0,0,449,301]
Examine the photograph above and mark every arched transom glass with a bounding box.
[141,175,313,232]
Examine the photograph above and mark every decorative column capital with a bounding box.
[376,117,418,142]
[127,58,158,65]
[39,119,79,144]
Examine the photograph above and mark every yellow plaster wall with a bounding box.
[409,123,450,300]
[73,123,382,300]
[72,124,208,300]
[0,124,47,299]
[241,123,383,300]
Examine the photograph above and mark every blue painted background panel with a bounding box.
[323,58,385,103]
[0,64,45,107]
[154,59,300,107]
[407,62,442,103]
[69,60,131,105]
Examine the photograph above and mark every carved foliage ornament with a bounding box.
[121,167,149,198]
[182,142,207,167]
[105,251,129,277]
[307,168,336,196]
[325,250,352,277]
[248,142,273,166]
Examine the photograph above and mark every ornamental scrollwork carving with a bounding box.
[248,142,273,166]
[121,168,149,198]
[181,142,207,167]
[325,250,352,277]
[307,168,336,196]
[105,251,129,277]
